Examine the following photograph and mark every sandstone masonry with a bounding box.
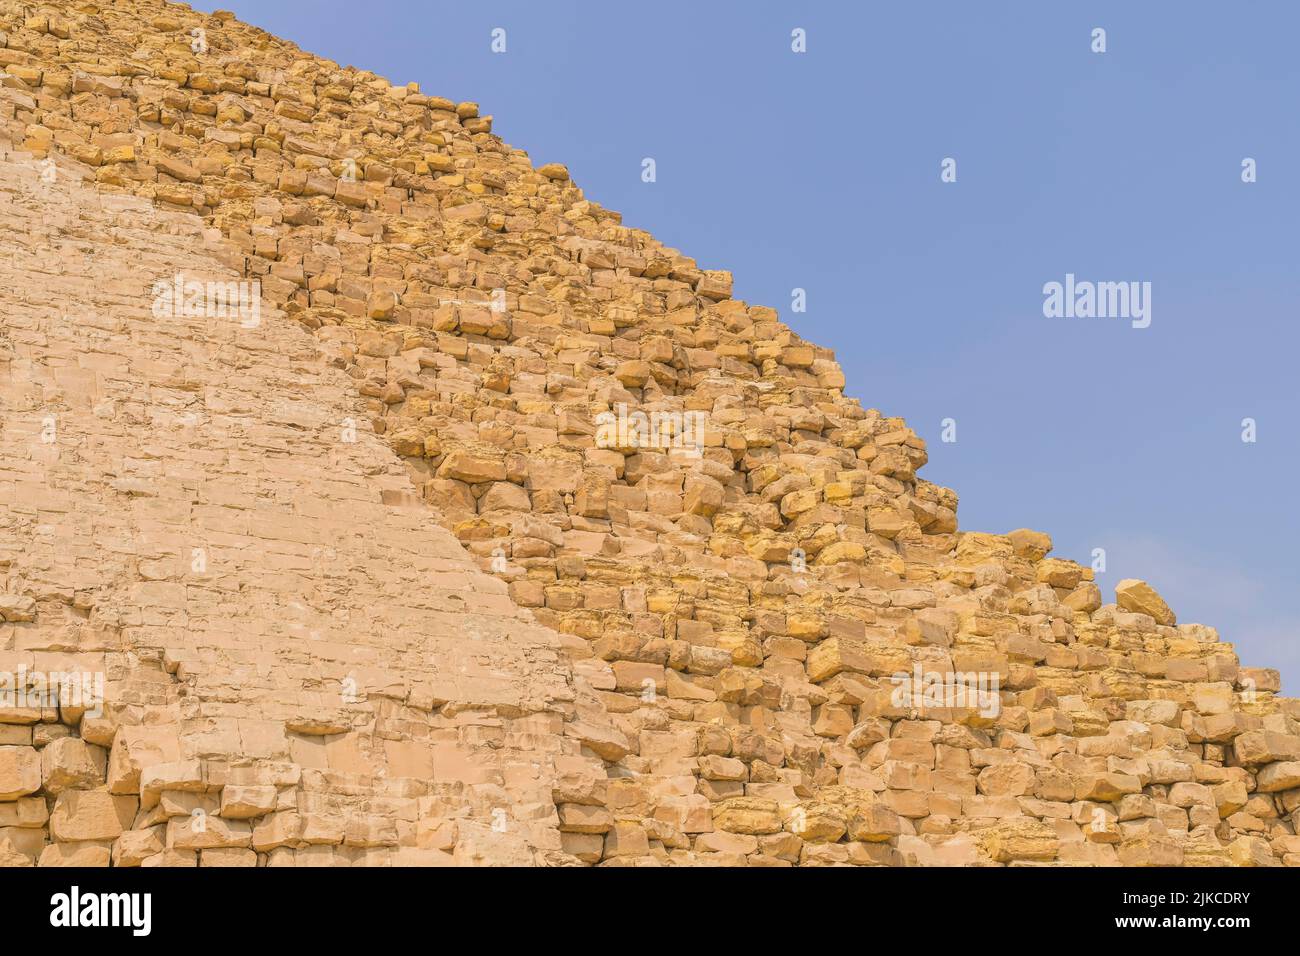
[0,0,1296,867]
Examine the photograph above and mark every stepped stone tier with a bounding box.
[0,0,1297,867]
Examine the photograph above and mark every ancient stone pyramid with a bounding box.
[0,0,1296,868]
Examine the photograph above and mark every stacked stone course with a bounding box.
[0,0,1297,866]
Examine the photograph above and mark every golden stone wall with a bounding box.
[0,0,1296,866]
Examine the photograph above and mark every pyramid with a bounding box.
[0,0,1296,867]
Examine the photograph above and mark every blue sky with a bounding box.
[199,1,1299,690]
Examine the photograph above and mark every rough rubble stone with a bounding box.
[0,0,1294,869]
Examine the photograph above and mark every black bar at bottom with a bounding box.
[0,864,1282,943]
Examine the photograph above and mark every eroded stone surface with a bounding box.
[0,137,607,867]
[0,0,1297,867]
